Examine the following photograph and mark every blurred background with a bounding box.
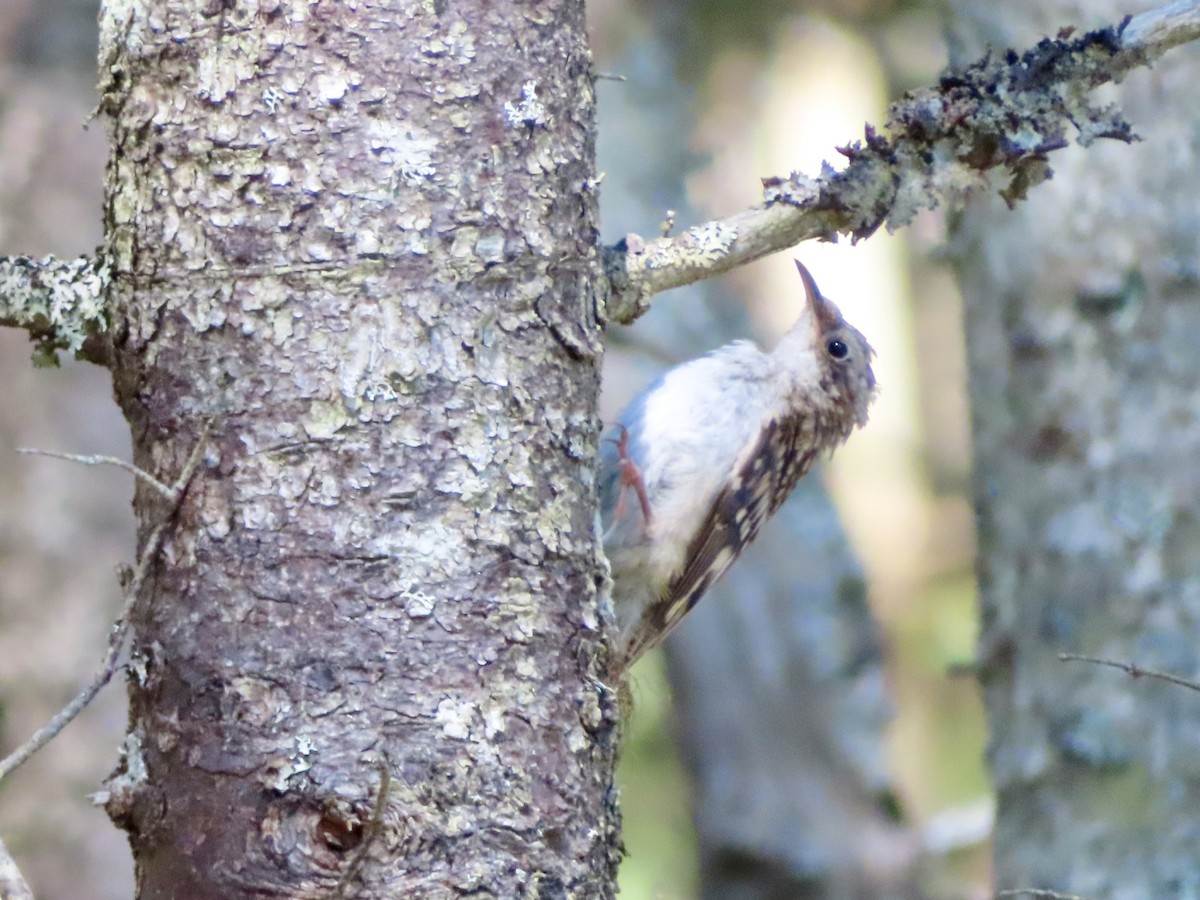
[589,2,989,898]
[0,0,988,897]
[0,0,136,898]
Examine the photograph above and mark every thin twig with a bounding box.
[1058,653,1200,693]
[998,890,1095,899]
[0,834,35,900]
[16,447,177,500]
[0,421,214,784]
[331,760,392,899]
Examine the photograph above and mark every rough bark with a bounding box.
[952,1,1200,896]
[97,1,617,896]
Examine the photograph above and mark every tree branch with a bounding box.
[602,0,1200,323]
[1059,652,1200,693]
[0,421,213,785]
[16,448,179,501]
[0,254,110,366]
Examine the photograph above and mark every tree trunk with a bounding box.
[952,1,1200,895]
[98,1,618,895]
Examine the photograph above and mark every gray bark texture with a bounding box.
[951,1,1200,896]
[96,1,618,896]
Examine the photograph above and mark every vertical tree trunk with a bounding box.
[952,1,1200,894]
[98,1,617,895]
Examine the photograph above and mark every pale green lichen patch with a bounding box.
[644,220,737,271]
[534,495,575,555]
[302,399,351,439]
[495,588,538,644]
[421,19,477,64]
[402,590,437,618]
[367,120,439,187]
[265,734,317,793]
[366,522,470,600]
[503,81,549,129]
[0,254,109,364]
[435,697,477,740]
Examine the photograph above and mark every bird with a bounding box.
[599,261,876,675]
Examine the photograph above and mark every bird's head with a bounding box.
[794,259,877,429]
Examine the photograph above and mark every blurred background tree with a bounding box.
[952,0,1200,896]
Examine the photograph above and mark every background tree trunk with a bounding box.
[951,1,1200,895]
[97,1,617,895]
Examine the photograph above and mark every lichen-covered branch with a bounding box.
[0,254,109,366]
[602,0,1200,323]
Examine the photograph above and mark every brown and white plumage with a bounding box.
[599,261,876,674]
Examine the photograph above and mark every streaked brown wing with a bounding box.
[623,414,820,664]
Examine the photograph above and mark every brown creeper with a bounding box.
[599,261,876,674]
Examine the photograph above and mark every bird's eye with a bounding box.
[827,338,849,360]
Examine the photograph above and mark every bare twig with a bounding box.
[998,890,1095,899]
[602,0,1200,322]
[0,421,214,784]
[1059,652,1200,693]
[0,834,35,900]
[331,760,392,899]
[16,448,177,501]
